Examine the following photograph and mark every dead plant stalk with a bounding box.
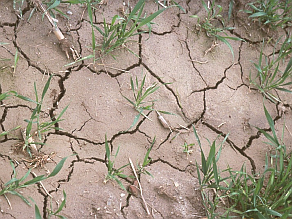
[31,0,79,60]
[129,158,150,215]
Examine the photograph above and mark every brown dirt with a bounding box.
[0,0,292,218]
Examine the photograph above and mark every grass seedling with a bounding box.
[122,75,174,130]
[224,105,292,218]
[137,137,155,177]
[194,125,228,218]
[104,135,130,191]
[244,0,292,29]
[66,0,168,66]
[191,0,243,59]
[195,105,292,218]
[249,39,292,103]
[182,142,194,157]
[35,190,67,219]
[10,75,68,155]
[0,155,72,207]
[13,0,25,19]
[93,0,166,57]
[122,74,159,129]
[12,49,19,75]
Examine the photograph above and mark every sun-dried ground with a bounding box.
[1,0,292,218]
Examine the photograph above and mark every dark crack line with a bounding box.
[137,129,152,144]
[156,131,172,150]
[109,110,151,145]
[121,194,131,218]
[242,104,282,151]
[189,61,235,94]
[150,2,184,36]
[183,37,208,87]
[141,62,188,121]
[201,120,257,173]
[151,158,188,172]
[49,131,103,145]
[186,90,207,129]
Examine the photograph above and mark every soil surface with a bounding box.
[1,0,292,218]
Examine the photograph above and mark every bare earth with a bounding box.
[1,0,292,218]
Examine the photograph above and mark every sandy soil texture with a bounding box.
[1,0,292,218]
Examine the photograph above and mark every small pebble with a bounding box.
[67,11,73,15]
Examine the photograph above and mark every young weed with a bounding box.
[182,142,194,157]
[191,0,243,59]
[12,49,19,75]
[35,190,67,219]
[41,0,102,20]
[137,137,155,177]
[0,155,72,206]
[66,0,168,66]
[94,0,166,58]
[244,0,292,29]
[13,0,26,19]
[249,38,292,103]
[104,135,130,191]
[195,105,292,218]
[122,75,156,129]
[11,75,68,155]
[194,125,227,218]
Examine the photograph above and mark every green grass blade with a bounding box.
[11,91,37,103]
[143,137,155,166]
[136,8,166,30]
[122,94,135,107]
[41,75,52,101]
[263,105,279,146]
[105,135,110,160]
[283,56,292,76]
[54,190,66,214]
[48,0,61,10]
[48,155,74,178]
[249,12,267,18]
[22,175,46,187]
[113,176,126,191]
[127,0,144,22]
[216,35,234,59]
[228,0,234,20]
[127,112,142,131]
[9,190,31,206]
[193,125,207,175]
[35,204,42,219]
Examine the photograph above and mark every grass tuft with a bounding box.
[249,37,292,103]
[196,105,292,218]
[191,0,243,60]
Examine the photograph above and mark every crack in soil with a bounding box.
[141,63,189,121]
[151,158,187,172]
[2,1,291,218]
[201,120,257,172]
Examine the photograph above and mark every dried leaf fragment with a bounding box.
[156,111,172,132]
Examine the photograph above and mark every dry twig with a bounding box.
[31,0,79,60]
[128,158,150,215]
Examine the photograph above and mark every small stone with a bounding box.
[120,193,126,198]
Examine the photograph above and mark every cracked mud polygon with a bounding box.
[1,0,292,218]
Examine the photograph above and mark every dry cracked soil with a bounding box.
[1,0,292,218]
